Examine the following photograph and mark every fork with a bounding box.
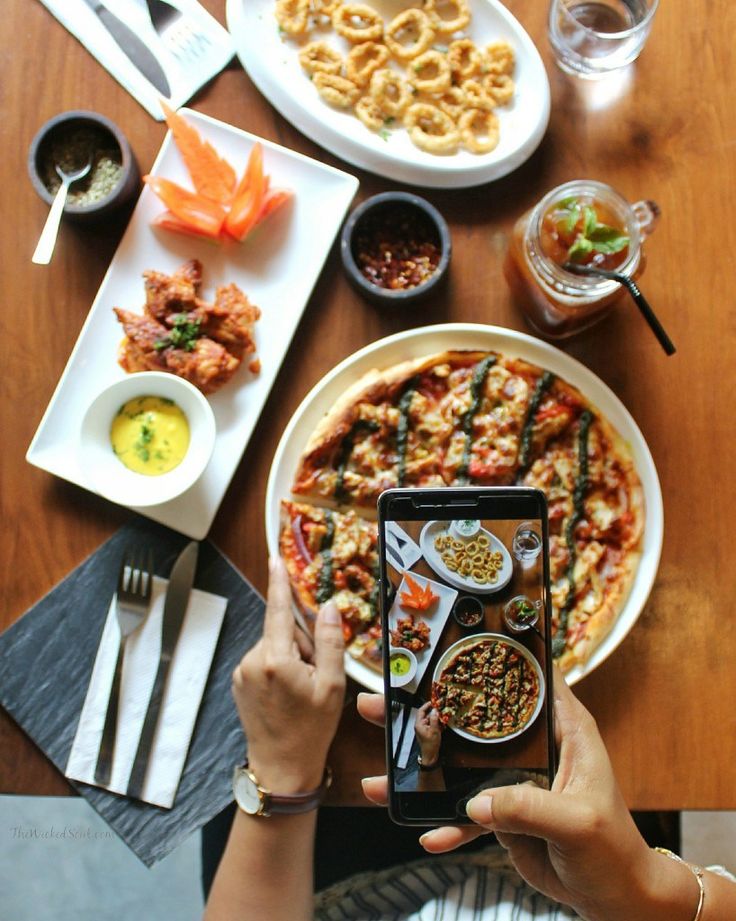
[94,549,154,786]
[144,0,212,63]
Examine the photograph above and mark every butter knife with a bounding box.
[81,0,171,98]
[126,540,198,799]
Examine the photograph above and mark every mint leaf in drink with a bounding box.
[567,235,594,261]
[558,197,582,234]
[588,224,630,254]
[583,205,597,236]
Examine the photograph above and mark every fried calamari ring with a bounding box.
[313,72,361,107]
[355,95,386,130]
[483,72,515,106]
[404,103,459,153]
[311,0,342,17]
[346,41,389,86]
[410,49,451,94]
[436,85,466,120]
[461,78,495,111]
[424,0,470,36]
[384,9,435,61]
[448,38,481,81]
[275,0,310,35]
[370,68,412,117]
[332,3,383,42]
[299,40,343,75]
[485,40,515,76]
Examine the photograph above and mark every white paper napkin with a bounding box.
[386,522,423,571]
[38,0,235,120]
[66,575,227,808]
[392,706,419,770]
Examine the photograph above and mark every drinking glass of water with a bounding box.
[512,522,542,566]
[548,0,659,79]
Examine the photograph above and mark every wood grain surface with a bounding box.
[2,0,735,809]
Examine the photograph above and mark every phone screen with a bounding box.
[379,488,555,824]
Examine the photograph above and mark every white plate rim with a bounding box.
[265,322,664,687]
[419,520,513,594]
[226,0,551,189]
[25,109,359,539]
[431,631,546,743]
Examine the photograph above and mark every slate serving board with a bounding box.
[0,516,265,866]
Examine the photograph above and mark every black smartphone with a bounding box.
[378,486,556,826]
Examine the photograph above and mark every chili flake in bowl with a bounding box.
[341,192,451,305]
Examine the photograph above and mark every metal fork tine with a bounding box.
[118,550,130,596]
[145,549,154,600]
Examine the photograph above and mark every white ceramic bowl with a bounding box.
[450,518,481,540]
[79,372,216,508]
[389,647,418,688]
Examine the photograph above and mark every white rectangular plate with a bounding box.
[388,570,458,695]
[27,109,359,538]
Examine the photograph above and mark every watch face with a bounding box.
[234,769,262,815]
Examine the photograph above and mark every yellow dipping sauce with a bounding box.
[390,652,411,677]
[110,396,190,476]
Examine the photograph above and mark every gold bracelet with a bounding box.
[654,847,705,921]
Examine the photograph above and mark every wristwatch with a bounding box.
[417,753,441,772]
[232,761,332,817]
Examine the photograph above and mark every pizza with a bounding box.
[431,638,541,740]
[279,501,384,672]
[281,349,643,674]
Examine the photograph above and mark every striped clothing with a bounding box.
[315,850,579,921]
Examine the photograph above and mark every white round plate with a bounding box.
[226,0,550,189]
[419,520,513,594]
[432,632,545,743]
[265,323,664,689]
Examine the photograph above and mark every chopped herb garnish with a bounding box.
[154,314,201,352]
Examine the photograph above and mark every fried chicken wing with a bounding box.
[199,284,261,360]
[114,260,260,394]
[164,337,240,394]
[114,308,169,373]
[143,258,202,323]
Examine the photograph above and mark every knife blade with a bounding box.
[385,540,405,572]
[81,0,171,98]
[126,540,198,799]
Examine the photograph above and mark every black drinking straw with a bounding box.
[563,262,676,356]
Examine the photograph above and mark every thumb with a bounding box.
[314,602,346,690]
[466,783,589,847]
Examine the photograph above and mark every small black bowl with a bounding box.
[28,110,139,222]
[452,595,485,630]
[340,191,451,306]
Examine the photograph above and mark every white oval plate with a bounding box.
[265,323,664,689]
[432,632,545,743]
[419,520,513,594]
[226,0,550,189]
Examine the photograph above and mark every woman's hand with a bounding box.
[414,701,442,765]
[357,675,698,921]
[231,557,346,794]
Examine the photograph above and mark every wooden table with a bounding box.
[2,0,735,811]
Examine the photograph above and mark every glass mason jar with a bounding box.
[504,179,660,338]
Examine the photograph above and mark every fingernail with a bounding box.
[361,776,381,787]
[320,603,341,625]
[466,794,493,825]
[419,832,432,848]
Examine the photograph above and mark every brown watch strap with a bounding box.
[245,761,332,815]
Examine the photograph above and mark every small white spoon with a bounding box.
[32,160,92,265]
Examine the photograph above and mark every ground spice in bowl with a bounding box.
[28,110,139,220]
[39,124,123,207]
